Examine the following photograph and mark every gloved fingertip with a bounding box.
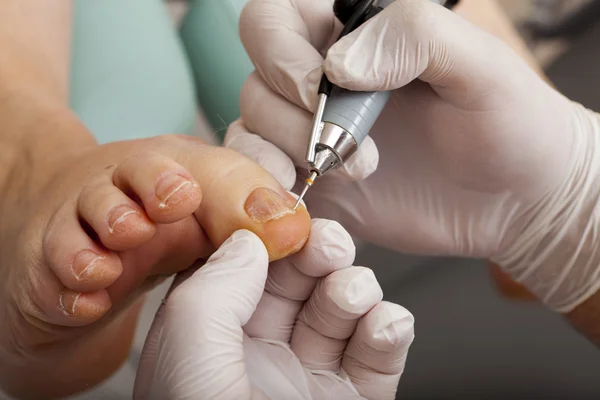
[222,119,245,146]
[262,155,297,191]
[208,229,269,269]
[341,136,379,180]
[169,230,269,320]
[329,267,383,315]
[323,37,369,91]
[223,228,258,243]
[293,219,356,277]
[225,129,297,190]
[367,302,415,351]
[313,219,356,260]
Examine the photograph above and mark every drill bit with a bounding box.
[293,171,318,211]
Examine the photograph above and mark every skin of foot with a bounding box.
[0,108,311,399]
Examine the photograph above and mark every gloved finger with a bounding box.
[324,0,532,109]
[225,120,297,190]
[291,267,382,371]
[240,0,341,111]
[244,219,356,342]
[341,301,415,400]
[133,230,269,400]
[240,72,379,181]
[133,269,194,399]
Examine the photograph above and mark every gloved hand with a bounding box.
[133,220,414,400]
[225,0,600,313]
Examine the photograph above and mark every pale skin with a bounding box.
[0,0,596,399]
[0,2,312,398]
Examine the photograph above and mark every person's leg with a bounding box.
[70,0,197,144]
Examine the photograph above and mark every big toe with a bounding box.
[168,137,311,260]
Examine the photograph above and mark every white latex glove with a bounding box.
[225,0,600,312]
[133,220,414,400]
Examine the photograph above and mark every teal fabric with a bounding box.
[69,0,253,145]
[70,0,197,144]
[180,0,254,141]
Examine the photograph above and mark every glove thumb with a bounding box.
[323,0,533,107]
[134,230,269,400]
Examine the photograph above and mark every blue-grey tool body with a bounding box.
[321,87,392,154]
[294,0,457,210]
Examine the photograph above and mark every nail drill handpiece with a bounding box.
[297,0,458,207]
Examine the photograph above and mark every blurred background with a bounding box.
[67,0,600,398]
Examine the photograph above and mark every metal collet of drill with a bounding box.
[293,0,459,211]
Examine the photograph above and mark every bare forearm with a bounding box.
[565,292,600,346]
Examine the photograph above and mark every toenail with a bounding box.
[107,205,139,233]
[72,250,104,281]
[59,289,81,316]
[155,174,196,208]
[244,188,296,223]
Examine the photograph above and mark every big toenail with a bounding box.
[244,188,296,223]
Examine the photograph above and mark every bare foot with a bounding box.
[0,133,310,398]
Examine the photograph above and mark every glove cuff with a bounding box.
[493,102,600,313]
